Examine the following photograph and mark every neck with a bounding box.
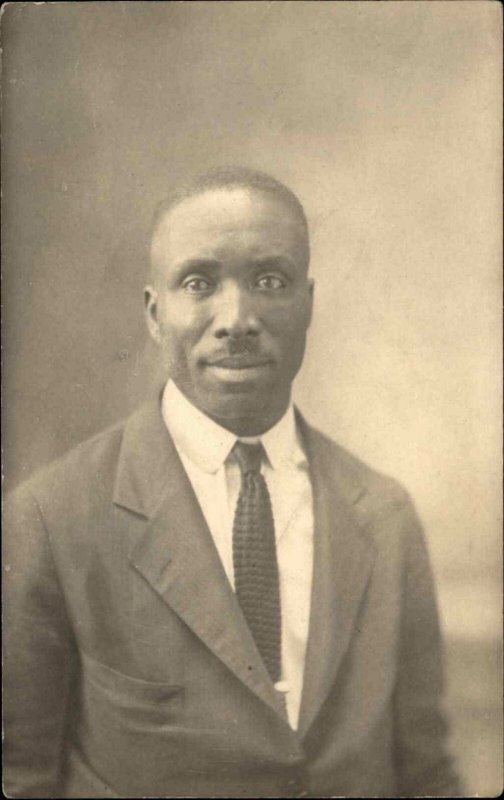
[169,379,292,437]
[205,406,289,437]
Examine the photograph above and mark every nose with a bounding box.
[213,282,260,339]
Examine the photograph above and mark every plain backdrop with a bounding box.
[2,2,502,794]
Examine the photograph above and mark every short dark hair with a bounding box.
[150,165,310,266]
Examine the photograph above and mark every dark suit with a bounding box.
[4,400,460,798]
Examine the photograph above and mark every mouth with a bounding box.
[204,355,273,384]
[207,355,272,369]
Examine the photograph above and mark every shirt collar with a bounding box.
[162,379,307,474]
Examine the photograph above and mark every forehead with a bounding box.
[151,188,308,268]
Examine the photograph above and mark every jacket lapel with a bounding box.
[113,400,376,737]
[296,415,376,739]
[113,400,288,723]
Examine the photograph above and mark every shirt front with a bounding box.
[161,379,314,729]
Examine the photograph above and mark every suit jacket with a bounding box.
[3,400,460,798]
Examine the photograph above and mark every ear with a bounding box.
[144,285,162,344]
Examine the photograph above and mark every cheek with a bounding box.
[158,302,205,347]
[266,300,310,345]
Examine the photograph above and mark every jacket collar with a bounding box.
[113,398,175,518]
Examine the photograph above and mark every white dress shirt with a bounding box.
[161,380,314,729]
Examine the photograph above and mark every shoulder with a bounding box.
[300,417,428,567]
[6,413,130,521]
[299,414,416,524]
[301,416,408,501]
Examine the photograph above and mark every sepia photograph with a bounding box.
[2,2,502,797]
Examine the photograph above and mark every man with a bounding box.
[4,167,460,798]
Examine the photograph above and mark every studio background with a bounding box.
[2,2,501,794]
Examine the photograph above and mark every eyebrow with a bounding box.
[173,258,222,274]
[251,256,297,270]
[172,254,297,275]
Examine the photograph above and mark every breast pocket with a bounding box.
[80,651,184,732]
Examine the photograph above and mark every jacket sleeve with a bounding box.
[3,483,77,798]
[393,495,462,797]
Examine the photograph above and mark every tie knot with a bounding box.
[231,441,264,475]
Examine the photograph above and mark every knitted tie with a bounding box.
[232,441,282,683]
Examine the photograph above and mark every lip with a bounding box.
[206,355,272,369]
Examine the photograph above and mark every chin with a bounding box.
[202,382,281,421]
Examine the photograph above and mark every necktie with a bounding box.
[232,441,282,683]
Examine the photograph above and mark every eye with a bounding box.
[255,274,286,291]
[182,276,214,294]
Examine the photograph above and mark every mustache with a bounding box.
[203,339,273,366]
[208,339,264,358]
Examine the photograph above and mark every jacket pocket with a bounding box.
[80,650,184,707]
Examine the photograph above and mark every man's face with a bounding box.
[145,187,313,434]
